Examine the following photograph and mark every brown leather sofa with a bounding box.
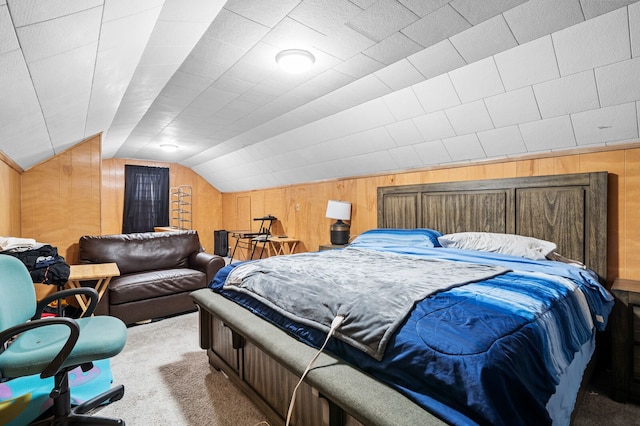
[78,230,225,325]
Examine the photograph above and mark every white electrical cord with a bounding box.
[285,315,345,426]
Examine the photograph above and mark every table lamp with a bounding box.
[325,200,351,245]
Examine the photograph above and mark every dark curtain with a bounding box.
[122,165,170,234]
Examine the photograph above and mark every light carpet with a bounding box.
[96,310,640,426]
[97,311,268,426]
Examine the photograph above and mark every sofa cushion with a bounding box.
[79,231,201,275]
[108,269,205,305]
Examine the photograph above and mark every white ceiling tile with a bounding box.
[571,102,638,145]
[289,0,363,33]
[596,56,640,107]
[445,100,495,135]
[413,111,456,141]
[382,86,425,120]
[402,4,472,47]
[450,0,527,25]
[519,115,577,152]
[16,6,102,63]
[503,0,584,44]
[450,15,518,64]
[363,32,424,65]
[553,7,630,76]
[102,0,165,22]
[0,52,40,120]
[333,53,386,79]
[631,2,640,58]
[494,36,560,91]
[412,140,452,165]
[387,145,423,168]
[314,25,378,60]
[148,21,210,47]
[224,0,299,28]
[346,0,418,42]
[203,8,270,50]
[157,0,225,23]
[580,0,638,19]
[374,59,425,91]
[485,86,540,128]
[398,0,449,17]
[449,57,505,102]
[262,17,326,51]
[477,125,527,157]
[0,6,18,55]
[336,150,400,176]
[8,0,102,27]
[190,37,248,66]
[385,119,424,146]
[441,133,486,161]
[412,74,461,113]
[534,70,599,118]
[407,39,467,80]
[328,127,397,157]
[28,43,97,104]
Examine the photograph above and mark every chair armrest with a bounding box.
[35,287,99,318]
[188,252,226,284]
[0,317,80,378]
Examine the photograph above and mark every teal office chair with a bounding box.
[0,255,128,425]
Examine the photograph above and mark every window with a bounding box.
[122,165,169,233]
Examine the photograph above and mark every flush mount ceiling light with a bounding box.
[160,144,178,152]
[275,49,315,74]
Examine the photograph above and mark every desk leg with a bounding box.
[67,278,110,317]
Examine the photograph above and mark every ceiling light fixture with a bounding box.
[275,49,315,74]
[160,144,178,152]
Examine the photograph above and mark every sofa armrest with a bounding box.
[189,252,226,284]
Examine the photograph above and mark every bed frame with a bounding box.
[192,171,608,426]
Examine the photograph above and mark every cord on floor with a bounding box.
[285,315,345,426]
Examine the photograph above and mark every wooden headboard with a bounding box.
[377,172,608,283]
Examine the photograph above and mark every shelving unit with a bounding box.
[170,185,192,230]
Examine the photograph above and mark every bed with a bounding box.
[191,171,612,426]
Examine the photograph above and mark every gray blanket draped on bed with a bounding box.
[223,248,509,360]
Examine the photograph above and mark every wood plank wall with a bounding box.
[0,153,21,237]
[2,137,638,283]
[21,135,102,264]
[221,147,640,284]
[101,158,223,253]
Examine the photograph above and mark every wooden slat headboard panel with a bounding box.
[377,172,608,282]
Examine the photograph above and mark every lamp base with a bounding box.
[330,220,350,245]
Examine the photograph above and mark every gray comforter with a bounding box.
[224,247,508,360]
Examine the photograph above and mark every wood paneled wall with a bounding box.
[4,135,639,283]
[21,135,102,264]
[0,154,21,237]
[222,146,640,284]
[17,135,222,262]
[102,158,223,253]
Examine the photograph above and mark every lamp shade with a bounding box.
[325,200,351,220]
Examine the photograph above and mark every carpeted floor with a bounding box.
[97,311,640,425]
[97,311,268,425]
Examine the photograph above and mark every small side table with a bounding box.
[267,237,299,256]
[319,244,348,251]
[66,263,120,316]
[611,278,640,402]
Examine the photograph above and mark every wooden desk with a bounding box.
[267,237,299,256]
[66,263,120,316]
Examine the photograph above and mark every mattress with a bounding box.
[210,230,613,426]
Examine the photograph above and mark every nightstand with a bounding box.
[319,244,348,251]
[611,278,640,402]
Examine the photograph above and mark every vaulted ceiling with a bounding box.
[1,0,639,192]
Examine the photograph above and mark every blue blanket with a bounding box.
[210,246,613,425]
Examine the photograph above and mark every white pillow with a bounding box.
[437,232,557,260]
